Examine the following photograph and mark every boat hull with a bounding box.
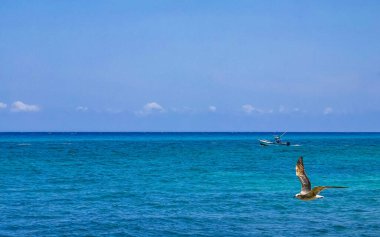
[259,139,290,146]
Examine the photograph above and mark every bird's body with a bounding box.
[294,157,347,201]
[296,193,324,201]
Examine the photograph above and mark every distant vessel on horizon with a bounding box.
[259,132,291,146]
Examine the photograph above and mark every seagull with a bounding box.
[294,156,347,201]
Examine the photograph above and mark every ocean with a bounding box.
[0,133,379,236]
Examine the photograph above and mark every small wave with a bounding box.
[291,144,301,147]
[18,143,31,146]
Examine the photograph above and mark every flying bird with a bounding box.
[294,156,347,201]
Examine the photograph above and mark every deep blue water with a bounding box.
[0,133,379,236]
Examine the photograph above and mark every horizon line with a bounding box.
[0,131,379,133]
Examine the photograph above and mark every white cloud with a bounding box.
[242,104,265,114]
[277,106,303,114]
[144,102,164,112]
[208,105,216,112]
[242,104,255,113]
[136,102,165,115]
[323,107,333,115]
[76,106,89,112]
[0,102,7,109]
[11,101,40,112]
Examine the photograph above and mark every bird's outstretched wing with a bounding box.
[310,186,348,196]
[296,157,311,194]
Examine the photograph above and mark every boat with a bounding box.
[259,132,290,146]
[259,139,290,146]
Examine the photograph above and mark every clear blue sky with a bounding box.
[1,0,379,131]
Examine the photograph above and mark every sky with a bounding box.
[1,0,379,132]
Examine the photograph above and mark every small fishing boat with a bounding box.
[259,132,290,146]
[259,139,290,146]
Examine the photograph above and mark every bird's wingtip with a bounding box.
[326,186,349,189]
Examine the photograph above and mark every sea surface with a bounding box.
[0,132,379,236]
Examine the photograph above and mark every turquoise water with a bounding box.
[0,133,379,236]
